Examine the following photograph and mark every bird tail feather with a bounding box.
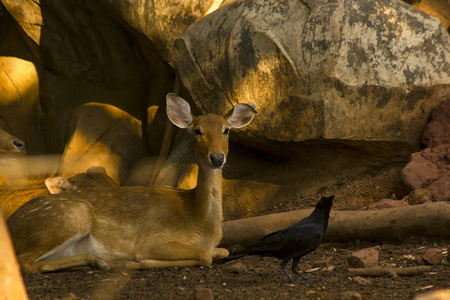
[219,253,247,264]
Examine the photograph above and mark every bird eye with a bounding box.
[194,129,202,136]
[223,128,230,135]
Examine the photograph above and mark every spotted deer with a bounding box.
[7,93,256,273]
[0,128,26,166]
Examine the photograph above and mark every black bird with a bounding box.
[221,195,334,283]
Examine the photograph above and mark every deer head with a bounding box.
[166,93,256,169]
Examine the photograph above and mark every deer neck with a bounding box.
[190,165,223,223]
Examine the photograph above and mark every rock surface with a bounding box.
[402,97,450,202]
[421,99,450,148]
[402,188,433,205]
[0,0,174,155]
[426,172,450,202]
[173,0,450,154]
[99,0,217,62]
[401,145,450,200]
[348,246,381,268]
[340,291,362,300]
[422,248,443,265]
[0,10,45,155]
[408,0,450,30]
[1,0,450,220]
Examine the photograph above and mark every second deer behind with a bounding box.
[7,93,257,273]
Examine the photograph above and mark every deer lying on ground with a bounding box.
[0,128,26,166]
[0,128,28,299]
[1,166,118,219]
[7,93,256,273]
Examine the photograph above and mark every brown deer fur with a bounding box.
[1,167,118,219]
[7,93,256,273]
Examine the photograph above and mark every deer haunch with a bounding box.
[1,166,118,220]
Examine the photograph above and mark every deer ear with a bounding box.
[225,103,257,129]
[166,93,194,129]
[45,177,78,194]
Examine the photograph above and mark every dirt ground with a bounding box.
[22,239,449,300]
[19,165,450,300]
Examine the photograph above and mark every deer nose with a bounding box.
[209,153,225,167]
[12,139,25,150]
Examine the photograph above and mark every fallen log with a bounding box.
[221,202,450,247]
[348,266,431,277]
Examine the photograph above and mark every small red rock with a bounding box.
[422,248,443,265]
[421,98,450,148]
[402,188,432,205]
[427,172,450,202]
[401,145,450,194]
[348,246,381,268]
[341,291,362,300]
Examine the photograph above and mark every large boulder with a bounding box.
[406,0,450,31]
[0,0,175,154]
[2,0,157,83]
[99,0,219,62]
[0,9,46,155]
[2,0,218,64]
[153,0,450,218]
[173,0,450,156]
[421,99,450,148]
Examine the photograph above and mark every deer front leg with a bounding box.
[212,247,229,262]
[113,241,213,271]
[113,259,203,270]
[155,241,213,266]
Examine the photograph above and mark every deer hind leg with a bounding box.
[18,253,110,273]
[9,199,101,273]
[113,241,213,271]
[16,232,112,273]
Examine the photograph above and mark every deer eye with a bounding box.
[193,129,202,136]
[223,128,230,135]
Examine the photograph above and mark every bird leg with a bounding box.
[292,257,312,283]
[281,259,295,283]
